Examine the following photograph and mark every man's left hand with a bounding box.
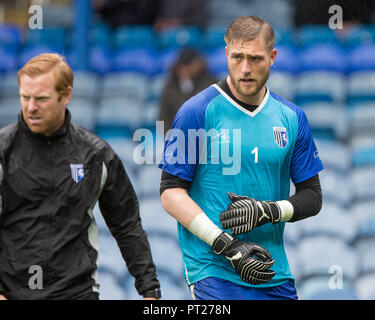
[220,192,281,235]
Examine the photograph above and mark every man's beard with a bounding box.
[229,67,270,98]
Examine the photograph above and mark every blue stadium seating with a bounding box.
[158,48,181,74]
[302,102,348,140]
[0,47,17,73]
[267,71,295,101]
[314,140,351,172]
[0,72,19,97]
[318,170,352,207]
[348,103,375,141]
[158,26,202,49]
[202,26,226,49]
[113,47,159,75]
[297,25,340,48]
[71,71,98,99]
[101,72,148,100]
[98,271,127,300]
[294,71,346,105]
[347,71,375,105]
[297,236,359,281]
[348,44,375,72]
[298,44,347,73]
[205,46,227,77]
[297,201,357,243]
[355,273,375,300]
[25,27,67,52]
[272,45,299,73]
[351,167,375,201]
[18,45,64,69]
[68,98,96,131]
[88,45,112,74]
[344,25,375,48]
[96,97,143,138]
[114,25,157,49]
[0,24,22,51]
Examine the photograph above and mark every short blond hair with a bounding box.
[18,53,74,98]
[225,16,275,52]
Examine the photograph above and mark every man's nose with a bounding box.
[241,59,251,74]
[27,98,38,112]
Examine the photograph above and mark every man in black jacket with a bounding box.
[0,53,161,300]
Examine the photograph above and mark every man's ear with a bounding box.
[62,86,73,106]
[269,48,277,67]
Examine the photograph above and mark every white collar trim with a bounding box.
[212,83,269,118]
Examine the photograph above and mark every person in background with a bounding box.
[159,48,217,134]
[0,53,161,300]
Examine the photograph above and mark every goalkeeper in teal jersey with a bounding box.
[159,16,323,300]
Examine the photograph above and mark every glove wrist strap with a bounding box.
[212,232,234,255]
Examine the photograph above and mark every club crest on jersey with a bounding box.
[70,164,84,183]
[273,127,288,149]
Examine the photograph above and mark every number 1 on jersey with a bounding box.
[251,147,258,163]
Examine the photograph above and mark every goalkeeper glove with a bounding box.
[211,231,275,285]
[220,192,282,235]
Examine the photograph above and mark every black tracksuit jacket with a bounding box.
[0,110,160,299]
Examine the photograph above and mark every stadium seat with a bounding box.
[294,71,346,105]
[352,143,375,168]
[114,25,157,49]
[148,74,167,102]
[98,270,127,300]
[354,237,375,274]
[113,47,159,76]
[344,25,375,48]
[267,71,295,101]
[0,24,22,50]
[104,136,139,173]
[297,235,359,281]
[89,24,112,48]
[314,139,351,172]
[299,277,358,300]
[136,165,162,197]
[298,44,347,73]
[71,71,98,99]
[205,46,227,77]
[139,196,177,237]
[68,98,96,131]
[101,72,148,101]
[147,233,184,280]
[97,233,128,279]
[272,45,299,73]
[18,45,64,69]
[0,103,20,128]
[318,169,353,207]
[158,48,181,74]
[25,27,67,52]
[355,272,375,300]
[348,103,375,139]
[202,26,226,49]
[347,71,375,105]
[158,26,202,49]
[302,102,348,140]
[96,97,143,138]
[350,167,375,201]
[297,25,340,47]
[297,201,357,243]
[88,45,112,74]
[348,44,375,73]
[156,269,190,300]
[0,47,17,73]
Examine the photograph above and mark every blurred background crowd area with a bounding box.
[1,0,375,300]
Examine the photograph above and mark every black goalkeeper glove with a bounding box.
[211,232,275,285]
[220,192,282,235]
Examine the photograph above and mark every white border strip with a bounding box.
[212,83,269,118]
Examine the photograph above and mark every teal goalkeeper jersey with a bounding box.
[159,83,324,288]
